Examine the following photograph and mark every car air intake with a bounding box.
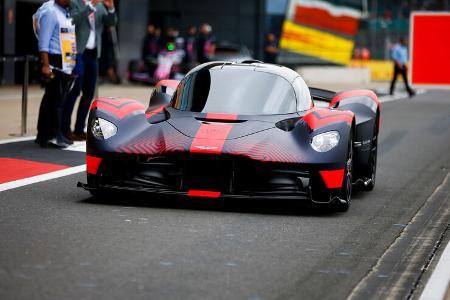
[195,117,247,123]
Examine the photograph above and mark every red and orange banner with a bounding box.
[280,0,361,65]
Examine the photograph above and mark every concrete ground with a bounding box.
[0,81,392,139]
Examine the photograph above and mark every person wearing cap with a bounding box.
[35,0,77,148]
[62,0,117,141]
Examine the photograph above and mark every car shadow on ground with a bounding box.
[79,189,367,217]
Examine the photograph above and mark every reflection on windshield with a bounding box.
[173,69,297,115]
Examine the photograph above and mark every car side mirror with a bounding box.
[149,80,180,109]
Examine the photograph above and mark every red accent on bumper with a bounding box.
[319,169,345,189]
[86,155,102,175]
[188,190,221,198]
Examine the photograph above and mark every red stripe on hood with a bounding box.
[190,123,233,154]
[190,114,237,154]
[205,113,238,121]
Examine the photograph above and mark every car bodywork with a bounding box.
[80,61,380,210]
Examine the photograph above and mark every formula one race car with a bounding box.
[79,61,380,211]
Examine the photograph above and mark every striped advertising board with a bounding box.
[280,0,361,65]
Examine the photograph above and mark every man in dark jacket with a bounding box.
[62,0,117,140]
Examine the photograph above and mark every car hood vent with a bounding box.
[167,117,274,139]
[194,117,247,124]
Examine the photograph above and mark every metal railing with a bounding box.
[0,55,39,136]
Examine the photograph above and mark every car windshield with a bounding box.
[172,68,298,115]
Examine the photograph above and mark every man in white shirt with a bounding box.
[35,0,77,148]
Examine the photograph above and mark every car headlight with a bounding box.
[91,118,117,140]
[311,131,340,152]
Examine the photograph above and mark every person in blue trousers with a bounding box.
[62,0,117,141]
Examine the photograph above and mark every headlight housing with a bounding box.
[311,131,340,152]
[91,118,117,140]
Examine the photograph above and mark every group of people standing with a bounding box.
[141,23,217,69]
[34,0,117,148]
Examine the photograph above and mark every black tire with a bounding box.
[334,134,353,212]
[360,126,378,191]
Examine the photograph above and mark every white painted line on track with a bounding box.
[379,92,410,103]
[0,164,86,192]
[419,240,450,300]
[0,136,36,145]
[377,89,426,103]
[0,136,86,152]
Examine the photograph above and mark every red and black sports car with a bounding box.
[79,61,380,211]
